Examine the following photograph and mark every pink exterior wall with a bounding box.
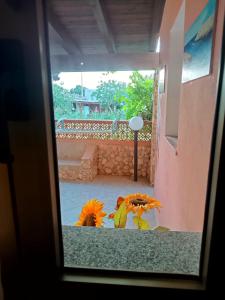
[154,0,225,231]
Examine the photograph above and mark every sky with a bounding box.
[55,70,155,90]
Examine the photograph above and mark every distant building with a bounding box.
[72,95,100,114]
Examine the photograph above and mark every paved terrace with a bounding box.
[59,175,156,228]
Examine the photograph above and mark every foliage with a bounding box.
[117,71,154,120]
[70,85,86,97]
[133,216,150,230]
[85,110,125,120]
[114,201,128,228]
[52,71,154,121]
[92,80,127,113]
[52,83,73,119]
[55,110,125,121]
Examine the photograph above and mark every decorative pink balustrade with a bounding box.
[55,119,151,141]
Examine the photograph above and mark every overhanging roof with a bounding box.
[48,0,165,72]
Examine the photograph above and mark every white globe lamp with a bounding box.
[129,116,144,131]
[129,116,144,181]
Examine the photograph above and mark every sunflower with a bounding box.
[124,193,161,217]
[75,199,106,227]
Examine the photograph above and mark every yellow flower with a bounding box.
[125,193,161,217]
[75,199,106,227]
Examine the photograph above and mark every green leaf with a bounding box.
[133,216,150,230]
[153,226,170,232]
[121,71,154,121]
[114,201,127,228]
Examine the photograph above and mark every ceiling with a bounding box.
[47,0,165,71]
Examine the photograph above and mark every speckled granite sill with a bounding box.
[63,226,202,275]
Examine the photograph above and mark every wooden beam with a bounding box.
[88,0,117,53]
[149,0,165,51]
[47,8,82,55]
[51,53,159,72]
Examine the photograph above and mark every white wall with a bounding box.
[165,1,185,137]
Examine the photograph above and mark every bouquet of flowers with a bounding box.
[75,193,169,231]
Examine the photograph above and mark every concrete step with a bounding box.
[58,159,81,167]
[58,160,81,181]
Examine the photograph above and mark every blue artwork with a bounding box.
[182,0,217,83]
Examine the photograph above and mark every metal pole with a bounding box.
[134,130,138,181]
[80,71,83,97]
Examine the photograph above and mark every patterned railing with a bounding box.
[55,119,151,141]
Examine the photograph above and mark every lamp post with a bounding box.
[80,61,84,97]
[129,116,144,181]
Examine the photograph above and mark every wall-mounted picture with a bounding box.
[158,65,166,93]
[182,0,217,83]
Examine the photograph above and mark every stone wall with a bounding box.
[98,143,151,178]
[79,144,98,181]
[57,139,151,181]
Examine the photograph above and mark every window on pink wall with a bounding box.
[165,1,185,143]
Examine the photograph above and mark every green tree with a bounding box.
[118,71,154,120]
[92,80,127,113]
[52,83,73,119]
[70,85,86,97]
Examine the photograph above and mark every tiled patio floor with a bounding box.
[59,175,157,228]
